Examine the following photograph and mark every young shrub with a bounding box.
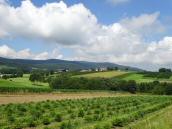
[84,115,94,122]
[70,113,76,119]
[78,109,84,117]
[12,120,24,129]
[103,122,112,129]
[28,119,39,127]
[7,115,15,123]
[42,117,51,125]
[54,113,63,122]
[94,124,103,129]
[60,121,74,129]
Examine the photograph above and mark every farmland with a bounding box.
[119,73,172,83]
[1,70,172,129]
[127,104,172,129]
[73,71,128,78]
[0,95,172,129]
[0,74,51,92]
[0,91,131,105]
[0,74,48,88]
[121,73,157,83]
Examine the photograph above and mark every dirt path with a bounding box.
[0,92,131,105]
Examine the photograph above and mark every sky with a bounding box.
[0,0,172,70]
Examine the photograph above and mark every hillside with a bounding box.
[0,57,142,71]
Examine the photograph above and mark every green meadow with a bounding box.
[0,74,51,92]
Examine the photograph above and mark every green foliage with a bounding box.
[137,81,172,95]
[54,113,62,122]
[140,70,172,79]
[29,71,45,83]
[159,68,171,73]
[49,75,137,93]
[0,85,52,93]
[1,96,172,129]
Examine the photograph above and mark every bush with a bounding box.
[54,113,62,122]
[42,117,51,125]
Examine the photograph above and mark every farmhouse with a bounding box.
[95,67,107,72]
[57,69,69,72]
[80,69,92,72]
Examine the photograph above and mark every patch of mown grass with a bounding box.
[0,74,51,93]
[73,71,128,78]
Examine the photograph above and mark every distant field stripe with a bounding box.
[73,71,128,78]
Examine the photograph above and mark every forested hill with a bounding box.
[0,57,142,71]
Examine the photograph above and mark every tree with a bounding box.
[125,67,129,71]
[29,72,44,84]
[50,70,54,75]
[159,68,171,73]
[127,80,137,94]
[114,67,118,70]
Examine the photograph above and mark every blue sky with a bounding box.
[0,0,172,70]
[7,0,172,24]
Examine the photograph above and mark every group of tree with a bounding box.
[48,74,172,95]
[0,68,23,79]
[140,68,172,79]
[29,70,54,84]
[137,81,172,95]
[49,75,137,94]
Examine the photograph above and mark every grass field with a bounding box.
[0,74,51,92]
[121,73,156,83]
[0,74,49,88]
[127,104,172,129]
[0,95,172,129]
[121,73,172,83]
[74,71,128,78]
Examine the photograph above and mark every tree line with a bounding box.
[48,75,172,95]
[140,68,172,79]
[0,68,23,79]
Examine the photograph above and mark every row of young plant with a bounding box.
[0,86,52,93]
[0,96,172,129]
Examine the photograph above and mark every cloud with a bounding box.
[0,0,8,4]
[107,0,130,5]
[120,12,165,36]
[0,0,98,45]
[0,0,171,70]
[0,45,63,60]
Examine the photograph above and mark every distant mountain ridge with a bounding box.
[0,57,143,71]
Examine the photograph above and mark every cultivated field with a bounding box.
[74,71,128,78]
[0,92,131,105]
[0,96,172,129]
[127,105,172,129]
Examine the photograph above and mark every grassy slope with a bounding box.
[121,73,172,83]
[73,71,128,78]
[0,74,49,88]
[126,105,172,129]
[122,73,156,83]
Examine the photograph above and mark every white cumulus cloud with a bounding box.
[107,0,130,5]
[0,0,98,45]
[0,0,171,70]
[0,45,63,60]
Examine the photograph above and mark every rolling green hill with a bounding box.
[0,57,143,72]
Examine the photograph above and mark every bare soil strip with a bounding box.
[0,92,131,105]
